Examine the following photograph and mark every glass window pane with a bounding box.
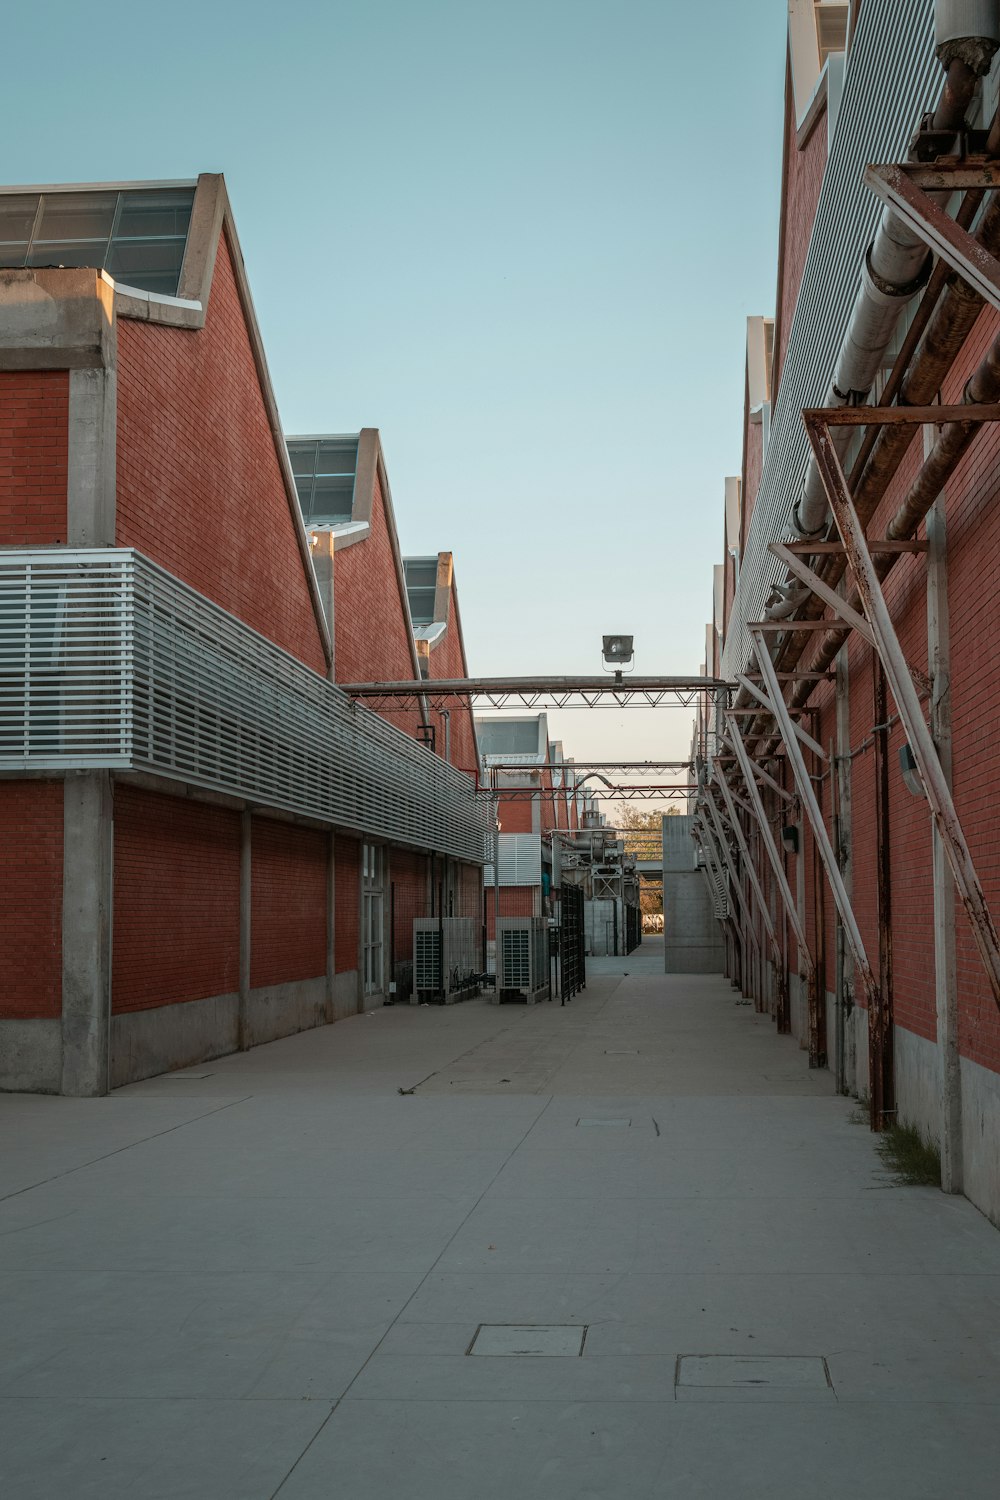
[0,194,39,263]
[27,192,116,269]
[106,188,194,295]
[407,586,437,625]
[315,438,357,476]
[288,443,319,479]
[309,473,354,522]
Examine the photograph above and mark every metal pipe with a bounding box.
[791,5,997,539]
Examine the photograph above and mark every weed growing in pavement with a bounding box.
[876,1122,942,1187]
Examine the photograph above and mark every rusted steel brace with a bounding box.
[748,628,882,1040]
[804,414,1000,1011]
[714,760,800,1038]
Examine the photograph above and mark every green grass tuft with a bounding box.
[876,1122,941,1187]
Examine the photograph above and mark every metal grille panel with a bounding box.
[0,549,494,863]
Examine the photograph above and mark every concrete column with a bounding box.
[309,532,336,671]
[927,489,963,1193]
[61,774,113,1096]
[67,366,116,546]
[239,811,252,1050]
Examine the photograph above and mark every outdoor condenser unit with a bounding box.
[493,917,550,1005]
[413,917,480,1004]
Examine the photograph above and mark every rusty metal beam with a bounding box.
[803,401,1000,428]
[895,160,1000,190]
[710,773,788,1025]
[804,414,1000,1011]
[864,164,1000,312]
[747,629,882,1029]
[749,620,844,632]
[783,540,924,556]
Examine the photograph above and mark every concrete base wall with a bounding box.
[894,1025,942,1148]
[110,994,240,1088]
[111,977,330,1088]
[0,1019,63,1093]
[664,872,725,974]
[961,1054,1000,1229]
[890,1024,1000,1230]
[246,977,327,1047]
[333,970,360,1021]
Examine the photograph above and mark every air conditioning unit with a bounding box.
[493,917,550,1005]
[413,917,480,1004]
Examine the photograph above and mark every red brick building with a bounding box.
[698,1,1000,1226]
[0,175,491,1092]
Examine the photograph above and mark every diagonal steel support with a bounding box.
[700,793,763,963]
[695,810,758,960]
[804,415,1000,1010]
[693,818,732,927]
[748,626,881,1026]
[705,786,774,1013]
[735,674,827,759]
[714,759,803,1038]
[697,802,761,997]
[769,540,877,649]
[720,729,794,804]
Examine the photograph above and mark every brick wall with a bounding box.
[0,781,62,1018]
[0,370,68,544]
[250,818,327,989]
[423,601,479,778]
[389,846,428,963]
[497,792,534,835]
[334,471,422,740]
[335,836,360,974]
[113,786,240,1012]
[116,235,327,676]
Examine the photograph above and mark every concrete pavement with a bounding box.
[3,939,1000,1498]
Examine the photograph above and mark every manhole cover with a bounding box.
[469,1325,587,1357]
[577,1117,631,1129]
[676,1356,831,1389]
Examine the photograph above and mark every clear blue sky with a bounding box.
[5,0,786,774]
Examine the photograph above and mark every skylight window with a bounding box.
[404,558,439,626]
[287,438,359,527]
[0,187,195,296]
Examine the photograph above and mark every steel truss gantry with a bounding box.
[339,676,729,712]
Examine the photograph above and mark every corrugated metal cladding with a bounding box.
[723,0,939,678]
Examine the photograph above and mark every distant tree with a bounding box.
[617,808,664,916]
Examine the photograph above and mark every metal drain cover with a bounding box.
[577,1117,631,1128]
[677,1356,831,1389]
[469,1325,586,1357]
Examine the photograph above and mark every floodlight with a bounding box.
[602,635,634,665]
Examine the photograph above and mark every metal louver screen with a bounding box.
[0,549,495,864]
